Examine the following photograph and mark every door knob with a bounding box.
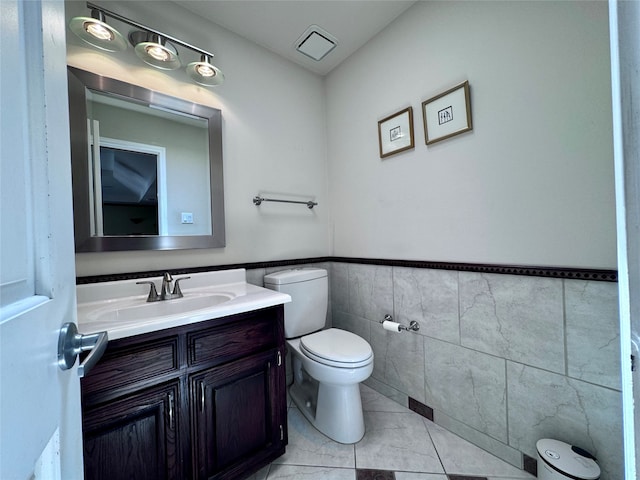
[57,322,108,378]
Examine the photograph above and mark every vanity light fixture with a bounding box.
[69,2,224,86]
[187,55,224,86]
[68,8,127,52]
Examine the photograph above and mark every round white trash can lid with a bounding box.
[536,439,600,479]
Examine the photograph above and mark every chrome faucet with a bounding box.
[161,272,174,299]
[137,272,191,302]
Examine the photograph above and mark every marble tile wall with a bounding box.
[247,262,622,478]
[327,263,623,480]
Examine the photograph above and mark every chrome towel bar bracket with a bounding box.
[253,195,317,209]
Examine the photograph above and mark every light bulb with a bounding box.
[146,45,170,62]
[85,21,114,41]
[196,64,216,78]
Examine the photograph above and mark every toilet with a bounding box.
[264,268,374,444]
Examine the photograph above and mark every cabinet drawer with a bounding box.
[188,314,277,367]
[82,336,180,397]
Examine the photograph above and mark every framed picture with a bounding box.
[422,81,472,145]
[378,106,414,158]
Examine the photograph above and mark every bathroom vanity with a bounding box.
[76,270,290,480]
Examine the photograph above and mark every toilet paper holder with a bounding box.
[380,314,420,332]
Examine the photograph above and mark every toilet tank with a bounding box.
[264,268,328,339]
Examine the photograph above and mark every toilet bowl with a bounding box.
[263,269,374,444]
[288,330,373,444]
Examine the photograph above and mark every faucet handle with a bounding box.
[136,281,160,302]
[163,272,173,282]
[172,276,191,297]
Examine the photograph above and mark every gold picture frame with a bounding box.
[378,106,415,158]
[422,81,472,145]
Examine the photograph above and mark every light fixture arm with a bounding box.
[86,1,215,59]
[91,9,106,23]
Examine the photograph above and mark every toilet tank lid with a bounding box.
[264,268,327,285]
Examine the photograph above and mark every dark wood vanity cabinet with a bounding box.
[80,305,287,480]
[82,381,181,480]
[191,350,283,479]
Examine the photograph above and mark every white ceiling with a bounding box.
[174,1,417,76]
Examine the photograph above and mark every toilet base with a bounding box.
[290,373,365,444]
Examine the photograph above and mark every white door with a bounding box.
[609,0,640,478]
[0,0,84,479]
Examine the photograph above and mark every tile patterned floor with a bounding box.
[247,385,537,480]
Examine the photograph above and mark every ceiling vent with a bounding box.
[295,25,337,61]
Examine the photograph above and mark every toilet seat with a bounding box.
[300,328,373,368]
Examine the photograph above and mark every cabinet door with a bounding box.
[191,349,286,480]
[82,381,181,480]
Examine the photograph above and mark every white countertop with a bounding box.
[76,269,291,340]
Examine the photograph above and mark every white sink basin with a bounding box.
[76,269,292,340]
[85,293,235,325]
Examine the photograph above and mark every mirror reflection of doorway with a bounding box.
[89,134,168,237]
[100,146,159,235]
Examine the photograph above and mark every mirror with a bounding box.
[67,66,225,252]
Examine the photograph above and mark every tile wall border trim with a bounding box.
[332,257,618,282]
[76,257,617,284]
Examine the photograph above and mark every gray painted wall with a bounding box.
[326,1,615,269]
